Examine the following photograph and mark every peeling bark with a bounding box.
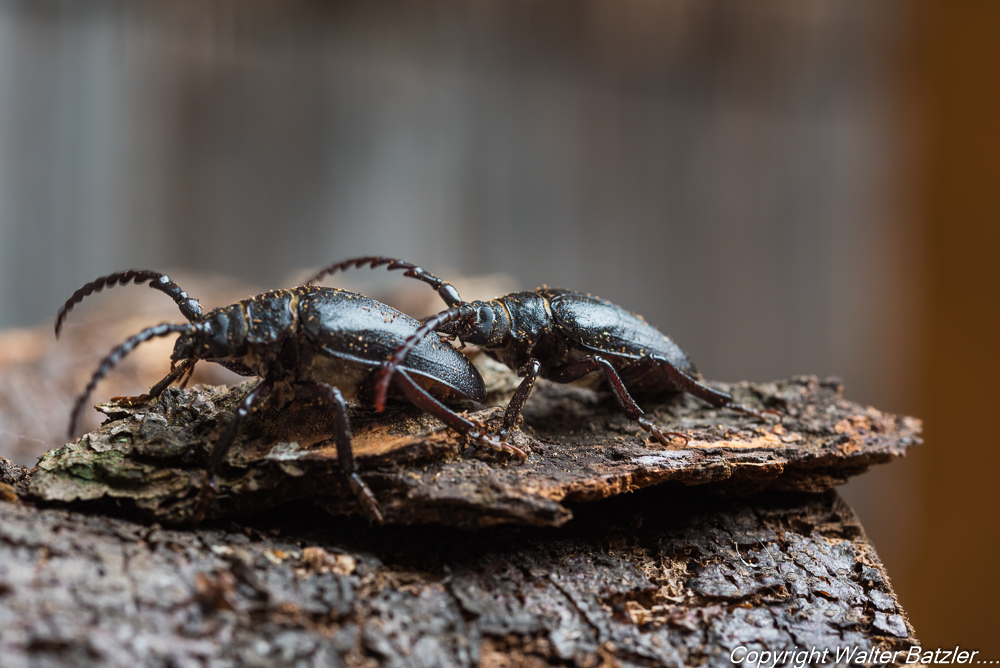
[28,361,919,528]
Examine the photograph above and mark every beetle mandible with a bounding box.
[306,257,774,445]
[56,270,524,523]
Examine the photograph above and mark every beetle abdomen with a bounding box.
[546,291,696,375]
[297,287,486,402]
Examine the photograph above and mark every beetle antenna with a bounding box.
[68,323,192,437]
[55,270,203,338]
[374,305,474,411]
[305,256,464,307]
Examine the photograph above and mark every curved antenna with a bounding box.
[305,256,464,307]
[374,305,474,411]
[68,323,192,437]
[55,270,203,338]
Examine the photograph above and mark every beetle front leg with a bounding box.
[499,359,541,440]
[113,358,255,410]
[111,358,198,407]
[295,381,384,524]
[548,356,690,446]
[194,378,274,523]
[392,369,527,461]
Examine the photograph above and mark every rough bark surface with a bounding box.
[0,274,922,665]
[0,482,916,668]
[27,360,919,527]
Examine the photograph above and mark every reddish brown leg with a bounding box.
[111,358,198,407]
[69,323,192,437]
[616,354,731,407]
[176,358,197,389]
[114,357,256,408]
[392,370,526,461]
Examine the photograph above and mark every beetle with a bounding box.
[56,269,523,523]
[306,257,773,445]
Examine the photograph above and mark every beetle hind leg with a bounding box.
[615,354,776,421]
[637,417,691,447]
[548,355,690,447]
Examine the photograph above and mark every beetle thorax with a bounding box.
[476,292,553,369]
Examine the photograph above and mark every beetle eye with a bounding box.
[476,305,495,330]
[171,334,195,361]
[461,304,495,345]
[189,318,231,358]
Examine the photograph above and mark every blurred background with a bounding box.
[0,0,996,652]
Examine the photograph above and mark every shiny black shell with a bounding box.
[541,288,697,375]
[185,287,486,403]
[297,287,486,402]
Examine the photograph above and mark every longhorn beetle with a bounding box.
[307,257,774,445]
[56,270,524,523]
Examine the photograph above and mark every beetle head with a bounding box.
[171,308,248,361]
[447,300,510,347]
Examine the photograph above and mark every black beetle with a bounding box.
[307,257,773,444]
[56,270,523,523]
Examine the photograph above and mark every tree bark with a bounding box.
[1,477,916,667]
[26,367,919,528]
[0,274,922,665]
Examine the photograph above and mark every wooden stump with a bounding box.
[0,274,921,665]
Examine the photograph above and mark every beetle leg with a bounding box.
[112,358,198,407]
[294,382,384,524]
[177,357,198,389]
[548,356,690,446]
[637,355,732,407]
[499,359,541,440]
[374,305,477,411]
[193,378,274,523]
[391,369,527,461]
[623,354,774,420]
[206,378,274,471]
